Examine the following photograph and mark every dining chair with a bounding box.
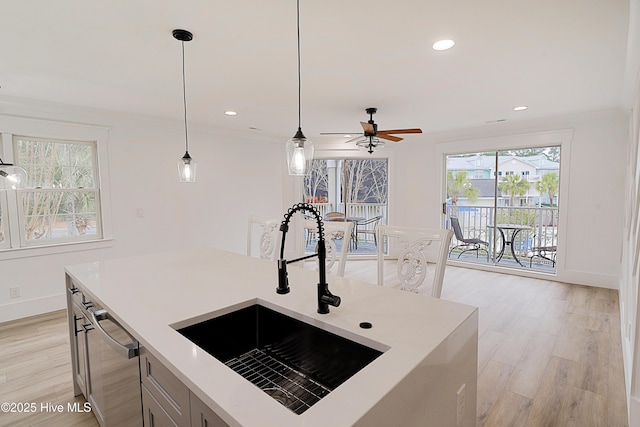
[355,215,383,249]
[325,211,346,220]
[305,218,353,277]
[376,225,453,298]
[246,216,281,261]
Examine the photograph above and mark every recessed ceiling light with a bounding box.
[432,39,455,51]
[224,110,237,116]
[343,134,352,138]
[513,105,528,111]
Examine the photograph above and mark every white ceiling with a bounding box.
[0,0,632,143]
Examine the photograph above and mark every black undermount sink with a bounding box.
[175,304,384,414]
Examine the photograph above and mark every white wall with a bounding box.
[0,98,285,322]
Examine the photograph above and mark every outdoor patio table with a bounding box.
[489,224,532,266]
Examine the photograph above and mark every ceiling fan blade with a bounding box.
[377,133,404,142]
[360,121,375,134]
[345,135,365,144]
[378,128,423,134]
[320,132,362,135]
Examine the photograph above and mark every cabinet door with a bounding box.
[71,303,90,397]
[190,392,229,427]
[140,348,190,426]
[142,384,180,427]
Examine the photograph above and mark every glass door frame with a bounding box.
[437,129,573,277]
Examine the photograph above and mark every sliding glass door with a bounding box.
[304,158,388,256]
[445,147,560,273]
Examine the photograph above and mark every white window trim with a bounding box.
[0,115,113,259]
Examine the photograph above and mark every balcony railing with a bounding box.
[307,203,558,272]
[446,205,558,272]
[308,203,387,251]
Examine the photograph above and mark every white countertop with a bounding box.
[65,247,477,427]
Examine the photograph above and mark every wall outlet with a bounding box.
[456,383,465,426]
[136,208,145,218]
[9,286,21,299]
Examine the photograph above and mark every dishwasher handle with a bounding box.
[90,309,139,359]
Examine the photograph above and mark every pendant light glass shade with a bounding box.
[286,128,314,176]
[286,0,313,176]
[178,152,197,182]
[0,161,27,189]
[173,29,196,183]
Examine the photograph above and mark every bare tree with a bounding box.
[17,139,95,240]
[303,160,328,203]
[344,159,387,204]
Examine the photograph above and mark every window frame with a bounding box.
[14,136,103,247]
[437,128,572,279]
[0,116,113,259]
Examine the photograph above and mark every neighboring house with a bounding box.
[447,154,560,207]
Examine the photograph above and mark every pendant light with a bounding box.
[0,158,27,189]
[285,0,314,176]
[174,29,197,183]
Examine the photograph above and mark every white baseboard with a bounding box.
[0,294,66,323]
[557,270,618,289]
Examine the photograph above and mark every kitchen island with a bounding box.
[65,247,478,426]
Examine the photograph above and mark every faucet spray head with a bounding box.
[277,259,290,294]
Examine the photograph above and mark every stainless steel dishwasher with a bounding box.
[84,298,143,427]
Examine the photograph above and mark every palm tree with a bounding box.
[498,174,530,206]
[535,172,559,206]
[447,171,479,205]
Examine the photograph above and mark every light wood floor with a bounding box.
[0,262,629,427]
[0,310,98,427]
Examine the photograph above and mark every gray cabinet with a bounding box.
[190,393,229,427]
[142,384,179,427]
[140,348,191,427]
[68,276,230,427]
[140,348,230,427]
[70,296,90,396]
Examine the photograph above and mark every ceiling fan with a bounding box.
[321,107,422,153]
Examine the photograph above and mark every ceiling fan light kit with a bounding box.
[286,0,314,176]
[356,137,385,154]
[174,29,197,183]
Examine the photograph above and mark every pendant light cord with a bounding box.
[297,0,301,130]
[181,40,189,153]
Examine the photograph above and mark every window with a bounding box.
[1,135,103,248]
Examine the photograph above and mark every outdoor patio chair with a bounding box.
[376,225,453,298]
[246,216,281,261]
[355,215,383,249]
[304,218,353,277]
[449,216,489,259]
[529,245,557,267]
